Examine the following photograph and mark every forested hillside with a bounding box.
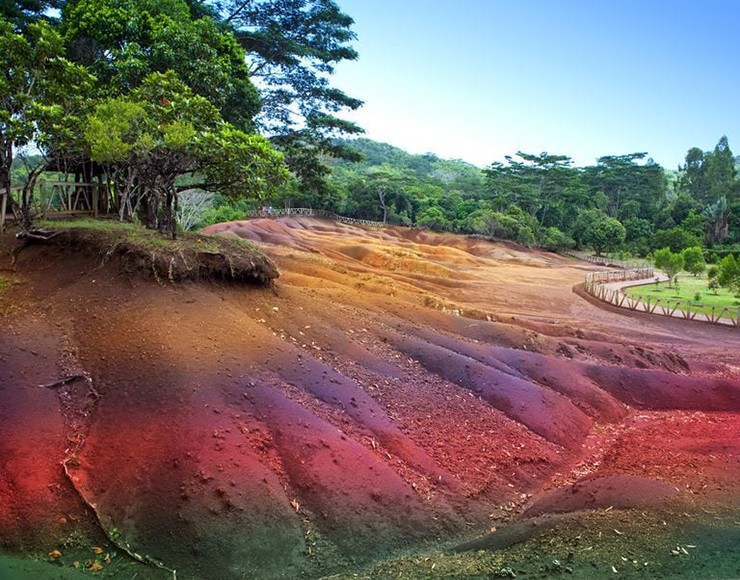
[2,2,737,260]
[262,136,740,259]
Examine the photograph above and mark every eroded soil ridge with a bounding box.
[1,216,738,578]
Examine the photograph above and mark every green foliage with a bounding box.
[215,0,363,190]
[677,136,737,205]
[416,206,449,230]
[62,0,260,130]
[0,1,60,29]
[717,254,740,295]
[622,217,652,255]
[653,247,684,286]
[199,203,250,228]
[484,151,585,228]
[681,246,706,277]
[582,153,666,221]
[708,277,720,295]
[702,196,731,245]
[0,17,93,209]
[85,99,147,163]
[540,226,575,251]
[652,226,702,253]
[196,125,289,202]
[572,209,625,255]
[83,71,286,233]
[593,218,626,255]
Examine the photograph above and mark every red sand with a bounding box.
[1,216,739,578]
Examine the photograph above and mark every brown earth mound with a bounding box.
[1,216,739,579]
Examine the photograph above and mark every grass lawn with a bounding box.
[624,273,740,317]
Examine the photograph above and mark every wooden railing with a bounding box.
[0,181,114,229]
[561,249,644,270]
[248,207,388,227]
[583,268,739,328]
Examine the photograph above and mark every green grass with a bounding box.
[0,275,19,295]
[31,218,278,284]
[624,273,740,317]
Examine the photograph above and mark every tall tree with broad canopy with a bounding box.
[677,136,737,205]
[583,153,666,220]
[704,136,737,204]
[84,71,288,236]
[484,151,586,228]
[61,0,261,131]
[208,0,365,192]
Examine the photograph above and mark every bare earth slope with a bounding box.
[1,216,738,578]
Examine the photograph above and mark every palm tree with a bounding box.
[701,196,731,245]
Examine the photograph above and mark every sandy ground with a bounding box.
[0,216,738,579]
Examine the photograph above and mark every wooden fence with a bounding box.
[584,268,739,328]
[0,181,113,229]
[562,249,644,270]
[249,207,388,228]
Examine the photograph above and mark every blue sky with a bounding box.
[332,1,739,169]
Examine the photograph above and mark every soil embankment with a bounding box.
[1,216,739,578]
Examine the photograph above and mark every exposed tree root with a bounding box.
[44,373,177,580]
[16,228,63,241]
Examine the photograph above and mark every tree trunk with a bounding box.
[377,187,387,224]
[19,165,45,234]
[0,141,13,231]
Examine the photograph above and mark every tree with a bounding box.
[572,209,625,255]
[704,136,737,204]
[680,209,706,241]
[651,226,702,253]
[540,226,575,251]
[484,151,585,228]
[364,167,409,224]
[572,208,607,249]
[84,71,288,236]
[0,18,92,229]
[591,217,626,255]
[215,0,364,190]
[677,146,708,202]
[622,217,652,255]
[62,0,261,130]
[0,1,60,29]
[176,189,214,231]
[416,206,449,230]
[583,153,666,220]
[677,137,737,205]
[717,254,740,295]
[681,246,706,277]
[702,196,731,245]
[466,209,519,240]
[653,247,684,287]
